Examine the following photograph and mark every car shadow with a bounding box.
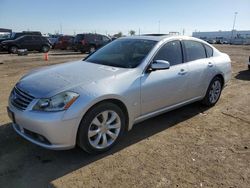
[235,70,250,81]
[0,102,209,188]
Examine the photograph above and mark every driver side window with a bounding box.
[153,40,183,66]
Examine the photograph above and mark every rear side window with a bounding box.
[153,40,183,66]
[102,36,110,42]
[21,36,32,41]
[75,34,84,41]
[204,44,213,57]
[183,40,206,62]
[32,36,41,41]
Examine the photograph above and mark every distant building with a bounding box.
[192,30,250,45]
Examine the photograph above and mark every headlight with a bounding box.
[33,91,79,112]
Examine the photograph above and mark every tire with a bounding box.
[202,76,223,107]
[77,102,126,154]
[41,45,50,53]
[9,46,18,54]
[89,45,96,53]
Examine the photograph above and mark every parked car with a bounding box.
[207,39,216,44]
[48,34,61,49]
[54,35,74,50]
[74,33,111,53]
[0,35,51,53]
[7,35,231,153]
[0,31,41,44]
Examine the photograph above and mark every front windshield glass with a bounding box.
[85,38,157,68]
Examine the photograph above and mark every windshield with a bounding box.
[85,38,157,68]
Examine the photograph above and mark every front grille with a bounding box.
[11,86,35,110]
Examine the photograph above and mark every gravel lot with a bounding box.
[0,45,249,188]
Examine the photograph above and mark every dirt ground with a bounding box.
[0,46,249,188]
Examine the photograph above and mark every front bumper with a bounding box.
[8,103,81,150]
[0,44,8,51]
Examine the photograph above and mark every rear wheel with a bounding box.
[77,102,126,154]
[202,76,223,106]
[89,45,96,53]
[9,46,18,54]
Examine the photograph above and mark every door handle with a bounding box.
[208,62,213,67]
[178,69,187,75]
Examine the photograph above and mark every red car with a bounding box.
[54,35,74,50]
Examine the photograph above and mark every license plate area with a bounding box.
[7,107,16,123]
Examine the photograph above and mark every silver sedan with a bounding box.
[7,35,231,153]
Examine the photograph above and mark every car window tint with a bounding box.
[32,36,40,40]
[102,36,110,42]
[86,39,157,68]
[75,34,84,41]
[21,36,32,41]
[183,40,206,61]
[153,40,182,66]
[96,35,102,40]
[204,44,213,57]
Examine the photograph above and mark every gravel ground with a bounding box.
[0,46,249,188]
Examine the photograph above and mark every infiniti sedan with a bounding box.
[7,35,231,153]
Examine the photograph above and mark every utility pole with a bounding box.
[231,12,238,43]
[60,23,62,34]
[158,21,161,34]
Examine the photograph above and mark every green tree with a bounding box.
[114,32,123,38]
[129,30,136,36]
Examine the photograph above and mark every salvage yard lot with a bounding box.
[0,45,249,188]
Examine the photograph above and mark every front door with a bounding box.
[140,40,189,115]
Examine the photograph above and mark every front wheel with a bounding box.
[77,102,126,154]
[41,45,50,53]
[202,77,223,106]
[9,46,18,54]
[89,45,96,53]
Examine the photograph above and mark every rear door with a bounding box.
[32,36,42,50]
[182,40,214,99]
[18,36,33,49]
[141,40,189,115]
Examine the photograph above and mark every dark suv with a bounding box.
[74,33,111,53]
[0,35,51,53]
[0,31,41,44]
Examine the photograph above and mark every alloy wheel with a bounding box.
[209,80,221,104]
[88,110,121,149]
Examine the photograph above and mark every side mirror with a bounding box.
[149,60,170,71]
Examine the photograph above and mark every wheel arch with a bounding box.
[74,97,130,147]
[87,98,129,130]
[213,73,225,88]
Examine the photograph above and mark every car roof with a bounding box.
[120,35,206,43]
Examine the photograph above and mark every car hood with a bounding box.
[17,60,130,98]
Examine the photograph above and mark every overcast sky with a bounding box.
[0,0,249,35]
